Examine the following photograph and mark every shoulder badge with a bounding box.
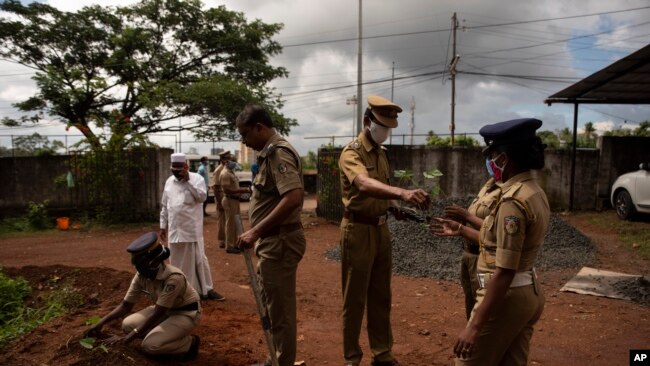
[164,283,176,293]
[278,163,288,174]
[351,141,360,149]
[266,143,276,155]
[504,216,520,235]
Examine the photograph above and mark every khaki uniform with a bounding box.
[213,164,226,246]
[458,171,549,366]
[250,133,305,366]
[220,168,241,250]
[338,131,394,365]
[461,178,501,319]
[122,263,201,355]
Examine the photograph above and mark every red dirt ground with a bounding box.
[0,201,648,366]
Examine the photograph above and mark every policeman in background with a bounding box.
[220,155,252,254]
[197,156,211,216]
[85,232,201,361]
[212,150,231,249]
[338,95,430,366]
[235,104,306,366]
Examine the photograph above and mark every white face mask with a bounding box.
[367,121,391,145]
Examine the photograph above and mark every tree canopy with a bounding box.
[0,0,294,151]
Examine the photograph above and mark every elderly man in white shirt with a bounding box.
[160,153,225,301]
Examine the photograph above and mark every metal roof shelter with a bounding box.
[545,43,650,210]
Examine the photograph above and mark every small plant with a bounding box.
[423,168,444,198]
[26,200,50,230]
[85,315,101,326]
[394,169,415,187]
[79,337,109,353]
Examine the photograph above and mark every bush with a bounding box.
[0,269,31,325]
[26,201,50,230]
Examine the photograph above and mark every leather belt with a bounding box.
[261,222,303,239]
[225,194,240,200]
[465,243,480,255]
[175,302,199,311]
[343,210,387,226]
[477,270,535,289]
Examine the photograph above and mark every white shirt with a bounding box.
[160,172,207,243]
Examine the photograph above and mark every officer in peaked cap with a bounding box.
[367,95,403,128]
[337,95,430,366]
[85,232,202,361]
[213,150,232,249]
[452,117,549,366]
[479,118,542,149]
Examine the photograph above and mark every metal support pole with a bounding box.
[450,12,458,146]
[569,103,579,211]
[356,0,363,136]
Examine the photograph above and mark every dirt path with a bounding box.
[0,204,648,365]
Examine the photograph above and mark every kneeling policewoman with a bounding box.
[85,232,201,361]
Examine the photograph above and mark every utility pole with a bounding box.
[409,97,415,145]
[449,12,460,146]
[178,117,182,152]
[391,61,395,102]
[346,95,358,138]
[356,0,363,136]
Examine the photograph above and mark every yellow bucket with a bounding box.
[56,217,69,231]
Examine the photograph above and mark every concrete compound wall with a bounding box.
[0,148,173,217]
[330,135,649,212]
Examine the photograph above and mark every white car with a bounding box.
[611,163,650,220]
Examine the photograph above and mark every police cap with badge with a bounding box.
[127,232,170,266]
[479,118,542,151]
[366,95,403,128]
[218,150,231,161]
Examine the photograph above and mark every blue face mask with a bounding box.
[227,161,238,170]
[485,158,495,178]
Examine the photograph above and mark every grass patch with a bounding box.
[588,215,650,260]
[0,268,84,349]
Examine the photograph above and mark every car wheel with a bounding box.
[615,190,635,220]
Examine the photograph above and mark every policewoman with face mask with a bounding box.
[434,175,501,320]
[85,232,202,361]
[435,118,550,366]
[338,95,430,366]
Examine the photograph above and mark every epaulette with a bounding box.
[499,183,536,223]
[345,139,361,151]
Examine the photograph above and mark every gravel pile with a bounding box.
[612,276,650,307]
[324,197,596,283]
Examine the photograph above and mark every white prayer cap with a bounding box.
[170,153,186,163]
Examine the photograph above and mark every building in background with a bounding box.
[238,142,255,164]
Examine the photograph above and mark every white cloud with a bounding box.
[1,0,649,155]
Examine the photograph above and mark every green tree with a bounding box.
[0,0,293,151]
[302,150,317,170]
[537,130,560,149]
[425,131,478,147]
[634,121,650,136]
[12,133,65,156]
[583,122,597,141]
[426,131,449,146]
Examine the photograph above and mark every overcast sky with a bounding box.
[1,0,649,155]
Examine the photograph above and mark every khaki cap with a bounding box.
[367,95,402,128]
[218,150,231,159]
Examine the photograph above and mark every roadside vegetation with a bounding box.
[0,268,84,348]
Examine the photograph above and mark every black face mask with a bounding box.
[136,263,159,279]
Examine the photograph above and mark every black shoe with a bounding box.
[371,360,400,366]
[204,212,211,216]
[183,335,200,361]
[226,247,242,254]
[205,290,225,301]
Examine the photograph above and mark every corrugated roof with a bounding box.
[545,43,650,105]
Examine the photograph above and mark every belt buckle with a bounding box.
[377,215,387,226]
